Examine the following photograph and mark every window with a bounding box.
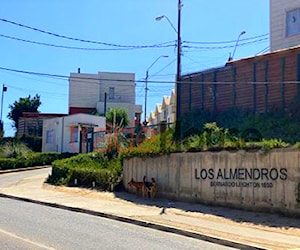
[163,110,167,120]
[286,8,300,37]
[109,87,115,99]
[46,130,54,144]
[70,126,79,143]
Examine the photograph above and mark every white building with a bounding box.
[69,70,142,127]
[42,113,106,153]
[270,0,300,51]
[148,89,176,127]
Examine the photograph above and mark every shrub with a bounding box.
[0,140,32,158]
[47,152,122,191]
[0,152,75,170]
[179,108,300,143]
[20,135,42,152]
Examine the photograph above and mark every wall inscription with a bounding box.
[195,168,288,188]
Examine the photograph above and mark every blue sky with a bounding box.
[0,1,269,136]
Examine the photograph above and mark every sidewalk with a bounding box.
[1,168,300,250]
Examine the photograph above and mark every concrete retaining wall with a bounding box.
[123,149,300,215]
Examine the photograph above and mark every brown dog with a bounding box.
[143,176,157,200]
[128,178,147,198]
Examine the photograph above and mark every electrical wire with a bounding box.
[149,58,177,78]
[255,46,270,55]
[183,33,269,45]
[0,33,176,51]
[0,66,176,84]
[6,84,67,98]
[1,65,299,86]
[0,18,269,51]
[0,31,268,52]
[183,37,269,50]
[0,18,176,49]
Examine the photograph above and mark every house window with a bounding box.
[46,130,54,143]
[286,8,300,37]
[109,87,115,99]
[163,110,167,120]
[70,126,79,143]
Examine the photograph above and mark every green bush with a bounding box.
[0,158,23,170]
[0,140,32,158]
[47,152,122,191]
[0,152,75,170]
[20,135,42,152]
[121,122,293,159]
[179,108,300,143]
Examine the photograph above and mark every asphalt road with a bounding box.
[0,197,237,250]
[0,169,238,249]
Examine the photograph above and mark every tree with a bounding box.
[106,108,130,130]
[8,94,41,129]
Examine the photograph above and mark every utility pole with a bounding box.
[104,92,107,116]
[144,71,149,126]
[175,0,182,137]
[0,84,7,136]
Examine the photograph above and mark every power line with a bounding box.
[0,64,300,87]
[0,66,176,84]
[0,33,175,51]
[149,58,177,78]
[2,69,67,86]
[2,65,297,86]
[183,33,269,45]
[183,37,269,50]
[255,46,270,55]
[6,84,67,98]
[0,18,269,50]
[0,18,176,49]
[0,30,268,52]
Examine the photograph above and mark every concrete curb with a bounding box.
[0,193,263,250]
[0,166,50,174]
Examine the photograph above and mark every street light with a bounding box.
[156,0,182,132]
[155,15,178,34]
[144,55,169,126]
[228,30,246,61]
[0,84,7,135]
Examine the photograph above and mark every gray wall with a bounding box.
[123,149,300,216]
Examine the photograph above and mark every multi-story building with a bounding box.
[148,89,176,127]
[270,0,300,51]
[167,89,176,124]
[69,70,142,127]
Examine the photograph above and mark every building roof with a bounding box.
[22,112,67,118]
[161,96,170,109]
[155,104,162,114]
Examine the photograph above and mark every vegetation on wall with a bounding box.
[177,108,300,144]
